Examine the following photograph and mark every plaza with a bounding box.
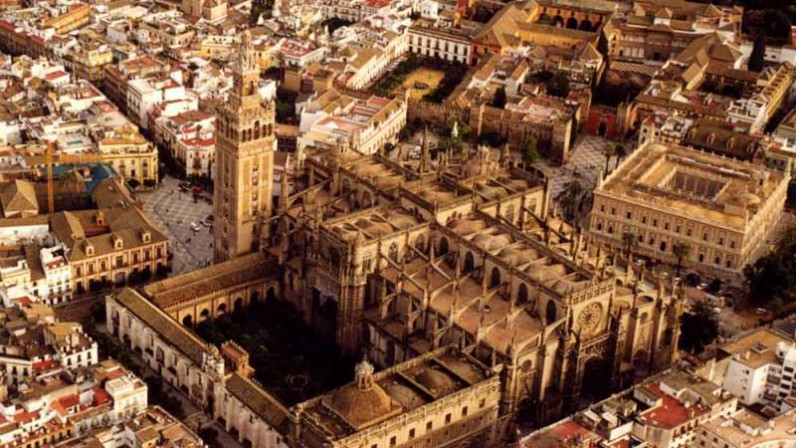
[138,176,215,274]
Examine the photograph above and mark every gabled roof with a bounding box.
[0,180,39,216]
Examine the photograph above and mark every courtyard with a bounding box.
[397,67,446,100]
[138,176,214,275]
[194,298,355,406]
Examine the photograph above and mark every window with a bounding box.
[462,406,468,417]
[626,211,632,220]
[426,421,433,431]
[611,207,616,215]
[390,436,396,447]
[652,219,658,227]
[479,399,486,408]
[445,413,451,424]
[409,428,415,439]
[641,216,647,224]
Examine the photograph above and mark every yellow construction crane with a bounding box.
[37,141,103,214]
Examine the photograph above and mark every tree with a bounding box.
[671,241,692,278]
[90,302,106,324]
[199,427,220,446]
[491,86,507,109]
[748,33,766,72]
[604,142,617,175]
[546,71,570,98]
[745,225,796,304]
[556,179,583,221]
[621,232,638,257]
[679,301,719,354]
[523,136,540,165]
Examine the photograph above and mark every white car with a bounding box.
[190,222,201,231]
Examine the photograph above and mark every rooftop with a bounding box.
[598,142,787,230]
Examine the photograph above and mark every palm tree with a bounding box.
[556,179,583,221]
[604,142,617,175]
[614,144,626,170]
[672,241,692,278]
[621,231,637,258]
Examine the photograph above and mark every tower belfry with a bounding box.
[213,30,276,262]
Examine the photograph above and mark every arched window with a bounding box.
[254,120,260,139]
[546,301,557,322]
[490,267,501,288]
[389,243,399,261]
[438,238,449,255]
[415,234,426,253]
[464,252,475,272]
[517,283,529,304]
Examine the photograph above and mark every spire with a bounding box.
[236,30,255,74]
[279,169,288,213]
[420,126,431,173]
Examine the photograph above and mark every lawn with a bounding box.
[397,67,446,100]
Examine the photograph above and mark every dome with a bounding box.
[415,369,455,393]
[327,383,394,426]
[383,382,425,409]
[324,360,400,427]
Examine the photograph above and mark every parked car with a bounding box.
[179,182,191,192]
[754,308,767,315]
[190,222,201,231]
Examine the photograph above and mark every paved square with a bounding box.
[138,176,214,275]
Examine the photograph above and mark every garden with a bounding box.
[373,54,468,103]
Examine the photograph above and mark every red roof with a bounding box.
[92,386,111,406]
[32,359,57,371]
[59,394,79,409]
[14,297,33,306]
[638,383,709,429]
[45,71,68,80]
[14,410,37,424]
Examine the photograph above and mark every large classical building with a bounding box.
[589,141,790,281]
[213,31,277,262]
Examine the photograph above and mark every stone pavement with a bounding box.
[547,135,615,201]
[138,176,214,274]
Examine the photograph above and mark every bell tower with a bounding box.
[213,30,276,262]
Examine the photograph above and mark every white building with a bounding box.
[719,329,796,411]
[126,75,187,130]
[0,244,73,306]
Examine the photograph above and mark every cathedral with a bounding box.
[107,32,685,448]
[272,129,685,423]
